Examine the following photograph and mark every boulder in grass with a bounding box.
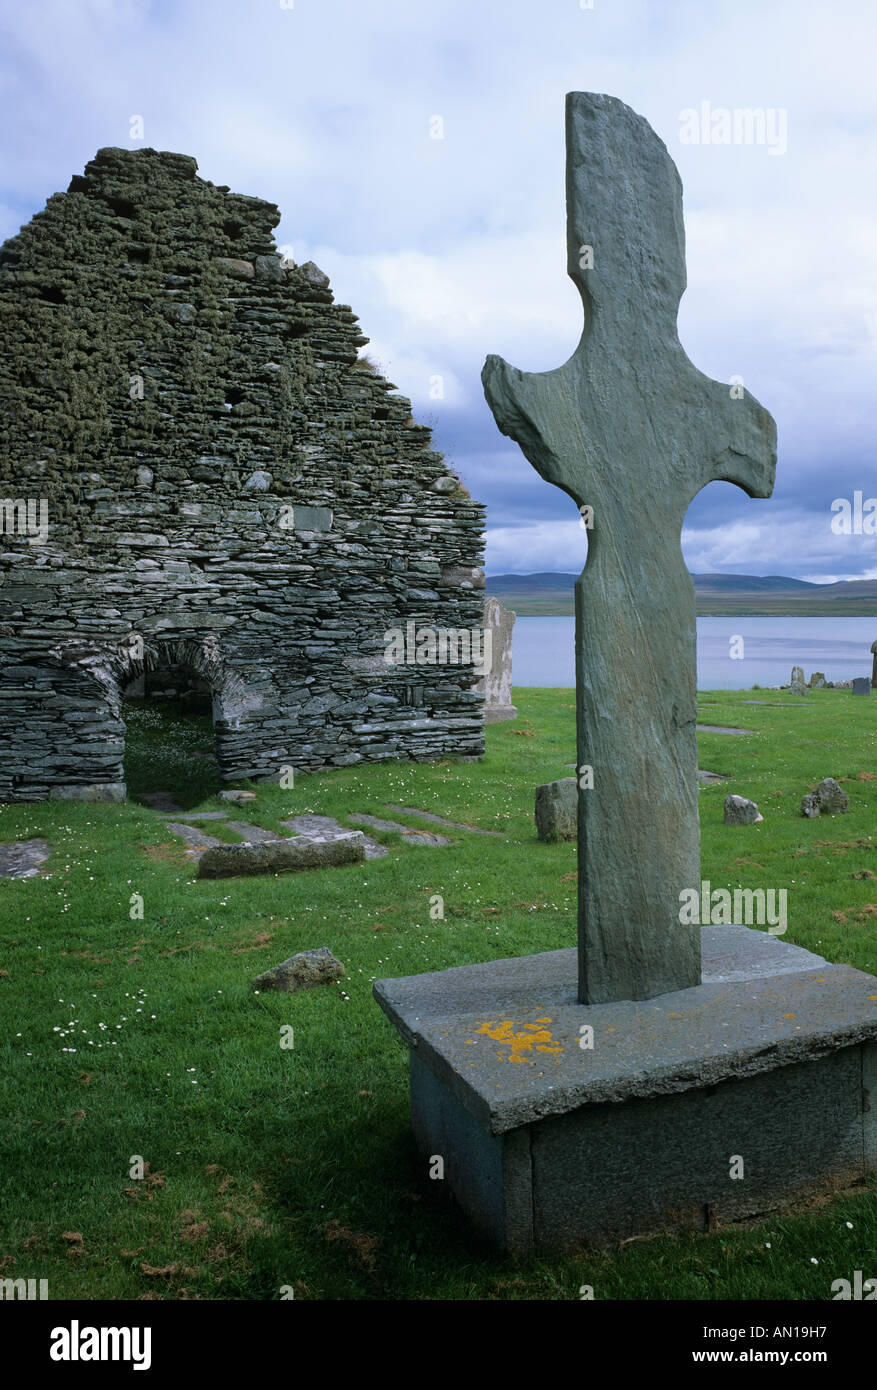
[253,947,345,992]
[801,777,850,818]
[197,830,365,879]
[535,777,577,842]
[723,795,762,825]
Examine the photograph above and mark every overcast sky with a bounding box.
[3,0,877,581]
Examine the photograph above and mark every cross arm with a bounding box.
[695,375,777,501]
[482,353,586,505]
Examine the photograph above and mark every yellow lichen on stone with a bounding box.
[472,1017,564,1065]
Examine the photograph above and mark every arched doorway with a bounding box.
[116,637,241,810]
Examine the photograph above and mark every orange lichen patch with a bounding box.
[783,1014,796,1019]
[472,1017,564,1065]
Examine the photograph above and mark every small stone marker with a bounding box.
[475,595,517,723]
[871,639,877,688]
[789,666,808,695]
[535,778,577,841]
[219,789,257,804]
[253,947,345,992]
[723,794,762,825]
[482,92,776,1002]
[801,777,850,818]
[808,671,827,689]
[852,677,870,696]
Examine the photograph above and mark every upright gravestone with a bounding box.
[789,665,808,696]
[870,639,877,688]
[476,595,517,723]
[852,677,871,697]
[375,93,877,1251]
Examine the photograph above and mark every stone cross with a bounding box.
[482,93,776,1004]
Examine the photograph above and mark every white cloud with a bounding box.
[4,0,877,579]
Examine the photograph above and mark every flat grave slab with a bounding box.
[0,838,51,879]
[347,813,449,847]
[280,814,388,860]
[696,725,755,735]
[225,820,281,843]
[385,805,503,837]
[164,822,222,851]
[197,829,366,879]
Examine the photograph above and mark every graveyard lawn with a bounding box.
[0,687,875,1301]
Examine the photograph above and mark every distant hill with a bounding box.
[486,572,877,617]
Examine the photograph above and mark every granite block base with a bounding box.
[375,927,877,1251]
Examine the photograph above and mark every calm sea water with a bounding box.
[513,616,877,690]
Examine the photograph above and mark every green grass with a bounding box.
[0,687,875,1300]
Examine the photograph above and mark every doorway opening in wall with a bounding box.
[121,659,222,811]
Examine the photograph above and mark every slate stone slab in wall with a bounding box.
[0,147,486,801]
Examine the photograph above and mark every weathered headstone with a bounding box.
[808,671,827,689]
[789,666,808,696]
[801,777,850,818]
[482,93,776,1003]
[475,595,517,722]
[871,639,877,688]
[852,676,870,696]
[535,777,577,841]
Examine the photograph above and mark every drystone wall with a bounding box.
[0,146,486,802]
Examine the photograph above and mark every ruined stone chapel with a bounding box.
[0,147,486,802]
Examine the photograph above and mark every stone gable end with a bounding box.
[0,147,486,800]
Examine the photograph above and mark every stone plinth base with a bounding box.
[484,704,517,724]
[374,927,877,1251]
